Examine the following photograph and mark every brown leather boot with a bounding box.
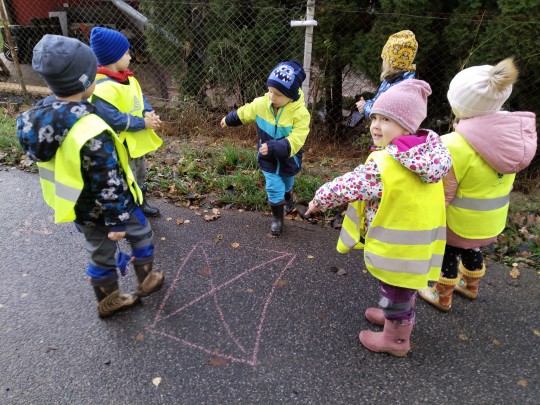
[134,262,164,297]
[93,281,140,319]
[418,276,459,312]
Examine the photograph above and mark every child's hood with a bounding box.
[454,111,537,174]
[17,96,95,162]
[387,130,452,184]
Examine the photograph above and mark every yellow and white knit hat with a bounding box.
[381,30,418,71]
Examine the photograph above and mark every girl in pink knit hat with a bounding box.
[419,58,537,312]
[306,79,452,357]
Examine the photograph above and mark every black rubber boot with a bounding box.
[284,192,294,214]
[134,261,165,297]
[93,281,140,319]
[140,185,160,217]
[270,204,284,236]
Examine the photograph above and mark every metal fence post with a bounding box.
[0,0,30,104]
[291,0,317,106]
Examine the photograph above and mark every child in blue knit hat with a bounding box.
[17,35,164,319]
[89,26,163,218]
[221,60,311,236]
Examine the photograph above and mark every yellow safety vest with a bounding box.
[92,74,162,158]
[443,132,514,239]
[37,114,143,223]
[337,151,446,289]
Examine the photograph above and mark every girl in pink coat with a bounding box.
[419,58,537,312]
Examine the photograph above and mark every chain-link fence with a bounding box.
[1,0,539,145]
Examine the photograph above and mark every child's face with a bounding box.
[369,113,409,147]
[268,86,291,108]
[116,50,131,71]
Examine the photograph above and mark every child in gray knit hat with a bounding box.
[17,34,164,319]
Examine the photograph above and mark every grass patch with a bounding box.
[0,110,22,165]
[2,107,538,268]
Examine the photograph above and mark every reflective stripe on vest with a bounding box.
[337,150,446,290]
[92,75,162,158]
[37,114,142,223]
[443,132,514,239]
[337,200,365,253]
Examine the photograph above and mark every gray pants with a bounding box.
[75,207,153,271]
[129,156,147,187]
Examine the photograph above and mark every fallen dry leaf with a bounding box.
[532,329,540,337]
[509,268,520,279]
[176,218,185,225]
[245,288,255,293]
[307,255,314,259]
[199,266,212,278]
[160,237,166,241]
[491,338,501,346]
[135,333,144,342]
[517,379,528,387]
[208,356,230,367]
[213,234,223,244]
[276,279,289,288]
[212,208,221,215]
[166,217,172,221]
[152,377,161,387]
[231,242,240,248]
[458,333,469,341]
[204,214,220,221]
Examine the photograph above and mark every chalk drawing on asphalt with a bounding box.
[147,242,296,366]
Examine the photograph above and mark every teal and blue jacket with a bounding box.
[224,90,311,177]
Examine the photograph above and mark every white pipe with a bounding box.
[291,0,316,106]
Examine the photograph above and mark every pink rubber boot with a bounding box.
[364,307,385,326]
[359,318,414,357]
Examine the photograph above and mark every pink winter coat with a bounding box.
[443,111,537,248]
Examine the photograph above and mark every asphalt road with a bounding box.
[1,167,538,404]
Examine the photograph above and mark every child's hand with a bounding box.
[356,97,366,112]
[220,117,227,128]
[304,200,320,217]
[108,231,126,241]
[259,143,269,156]
[144,111,162,129]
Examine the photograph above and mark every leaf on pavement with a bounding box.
[245,288,254,293]
[152,377,161,387]
[213,234,223,244]
[276,279,289,288]
[135,333,144,342]
[176,218,185,225]
[532,329,540,337]
[307,255,314,259]
[231,242,240,248]
[166,217,172,221]
[208,356,230,367]
[458,333,469,341]
[199,266,212,278]
[509,268,520,279]
[517,379,528,387]
[491,338,501,346]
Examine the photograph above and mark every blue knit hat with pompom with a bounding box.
[90,27,130,66]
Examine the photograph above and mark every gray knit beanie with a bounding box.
[32,34,97,97]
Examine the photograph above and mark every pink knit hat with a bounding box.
[370,79,432,133]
